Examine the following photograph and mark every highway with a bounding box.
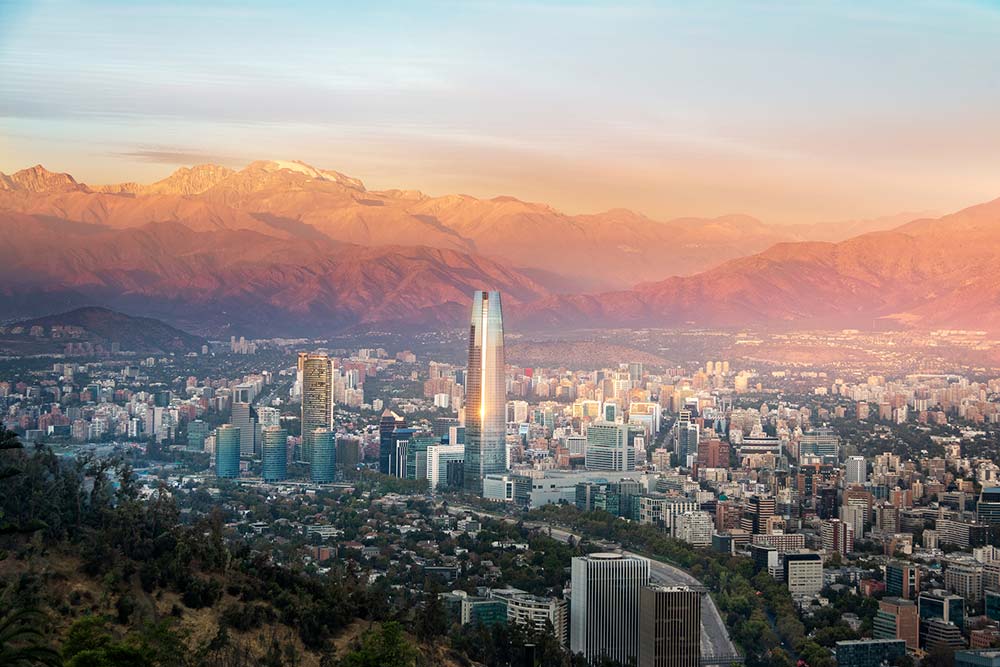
[447,505,740,662]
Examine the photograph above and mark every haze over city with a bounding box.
[5,3,1000,667]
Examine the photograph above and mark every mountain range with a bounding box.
[0,159,992,335]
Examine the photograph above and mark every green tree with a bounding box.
[339,623,418,667]
[0,609,62,667]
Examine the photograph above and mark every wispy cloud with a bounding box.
[114,147,247,167]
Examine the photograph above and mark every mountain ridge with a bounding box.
[0,160,922,291]
[1,160,992,335]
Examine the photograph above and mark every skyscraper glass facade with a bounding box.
[215,424,240,479]
[261,426,287,482]
[310,428,336,483]
[463,290,506,494]
[300,353,332,464]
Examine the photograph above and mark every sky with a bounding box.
[1,0,999,224]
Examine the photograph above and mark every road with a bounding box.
[448,505,740,661]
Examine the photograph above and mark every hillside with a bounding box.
[0,214,549,336]
[10,306,205,353]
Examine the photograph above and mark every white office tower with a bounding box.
[846,455,867,484]
[571,553,650,665]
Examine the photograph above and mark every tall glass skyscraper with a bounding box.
[310,428,336,483]
[463,290,507,494]
[261,426,288,482]
[215,424,241,479]
[300,353,332,464]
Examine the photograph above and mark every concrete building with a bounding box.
[586,421,636,472]
[873,597,919,650]
[846,455,867,484]
[491,588,568,647]
[638,585,701,667]
[821,518,854,555]
[946,563,984,603]
[426,444,464,490]
[676,511,713,548]
[784,551,823,596]
[570,553,650,665]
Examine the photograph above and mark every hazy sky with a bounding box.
[2,0,999,223]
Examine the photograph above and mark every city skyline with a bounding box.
[5,3,1000,666]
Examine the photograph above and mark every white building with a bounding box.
[585,422,636,472]
[676,511,714,548]
[426,444,464,490]
[571,553,650,665]
[491,588,568,647]
[784,552,823,596]
[846,456,867,484]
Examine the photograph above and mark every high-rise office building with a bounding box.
[379,409,406,474]
[873,597,919,650]
[585,422,636,471]
[784,551,823,596]
[886,561,921,600]
[310,428,336,483]
[336,436,361,479]
[463,290,506,494]
[300,353,333,464]
[230,401,257,457]
[799,427,840,463]
[386,426,417,478]
[821,518,854,555]
[846,455,867,484]
[638,585,701,667]
[919,589,966,631]
[187,419,209,450]
[978,487,1000,524]
[571,553,650,665]
[675,421,699,466]
[741,495,776,535]
[426,444,465,490]
[261,426,288,482]
[215,424,240,479]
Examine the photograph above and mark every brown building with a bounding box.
[874,597,919,650]
[638,586,701,667]
[697,438,729,469]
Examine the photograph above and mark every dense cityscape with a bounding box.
[5,3,1000,666]
[6,289,1000,667]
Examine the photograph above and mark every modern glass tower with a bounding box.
[310,428,336,483]
[261,426,288,482]
[215,424,241,479]
[300,353,332,464]
[462,290,507,494]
